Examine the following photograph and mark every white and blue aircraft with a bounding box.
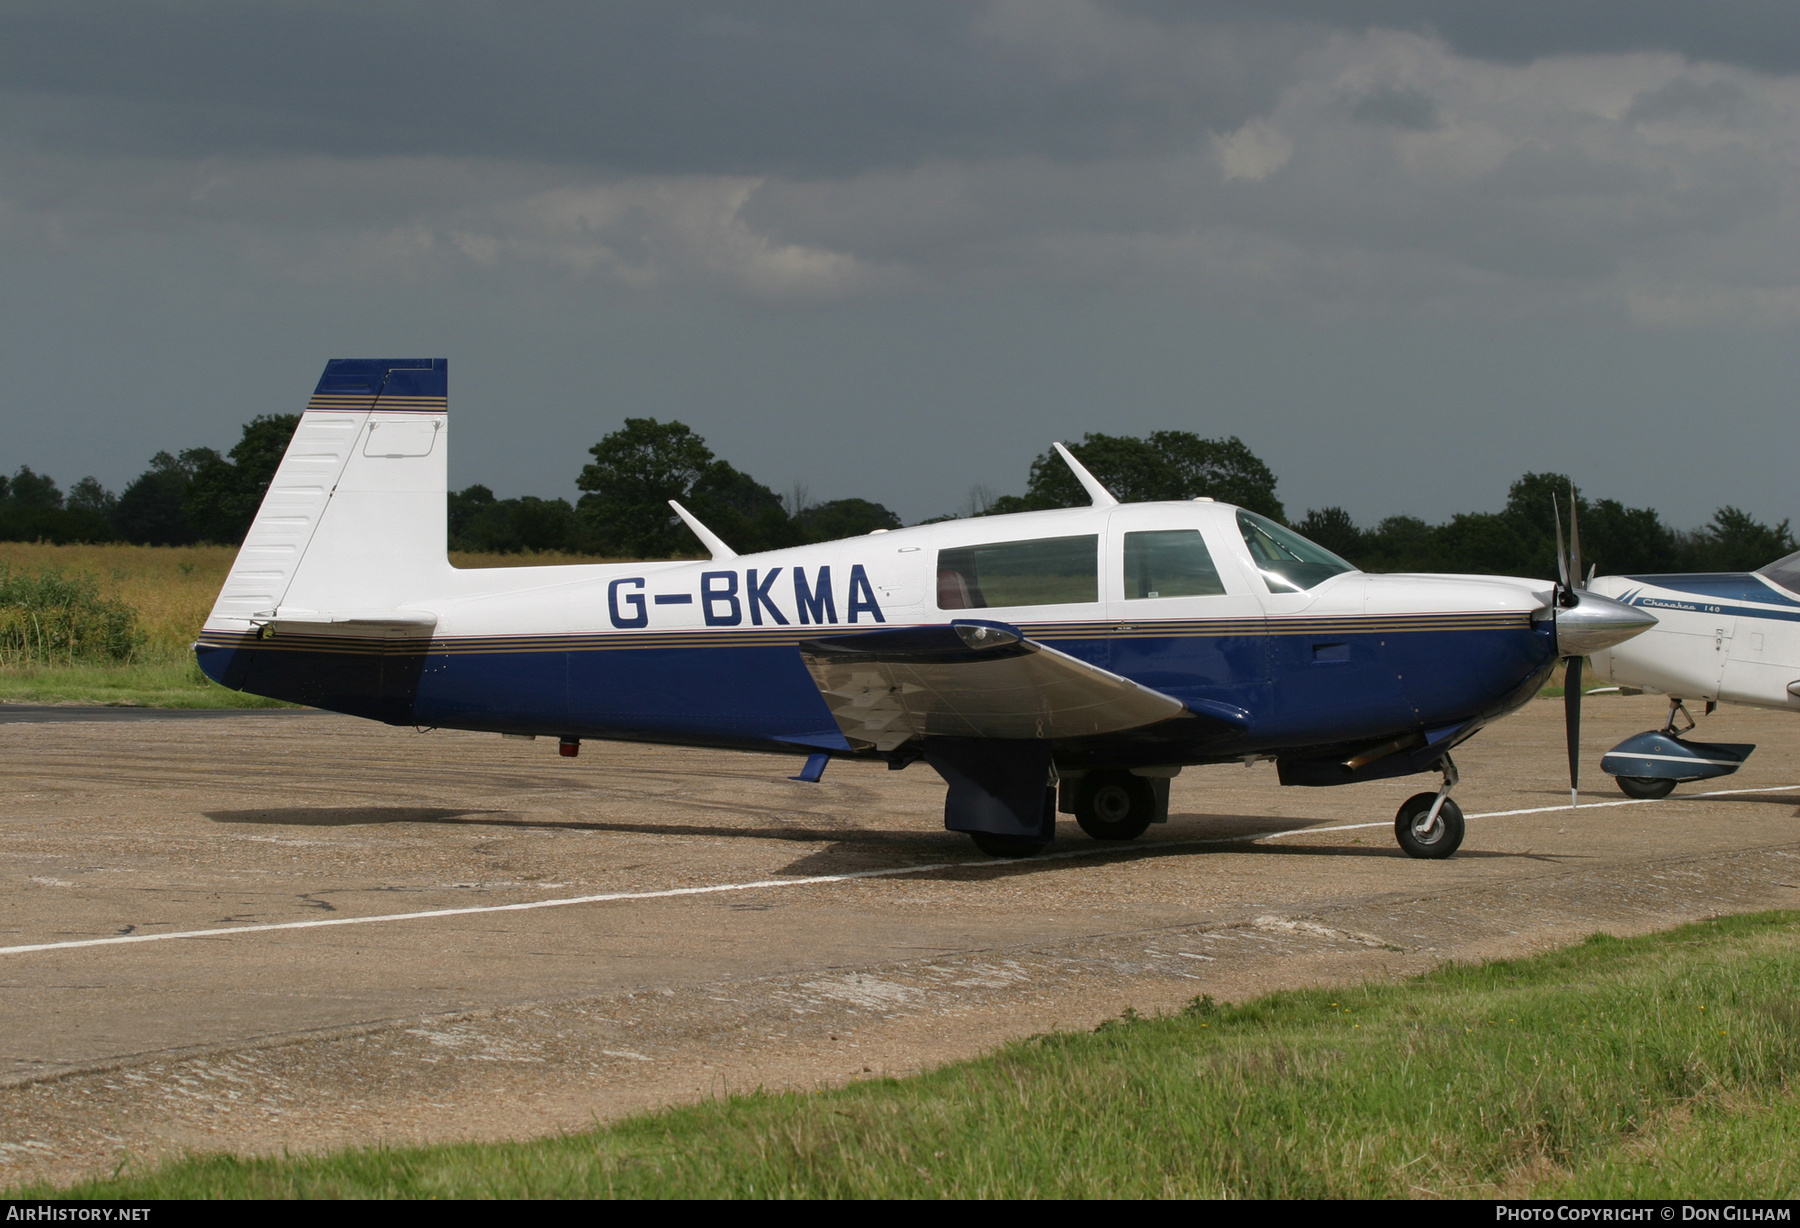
[1585,549,1800,799]
[195,359,1656,859]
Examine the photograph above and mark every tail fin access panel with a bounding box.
[207,359,450,629]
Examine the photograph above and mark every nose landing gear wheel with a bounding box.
[969,832,1048,858]
[1615,775,1676,800]
[1074,771,1156,841]
[1394,792,1465,859]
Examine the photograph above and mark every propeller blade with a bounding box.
[1553,493,1570,593]
[1565,654,1583,809]
[1568,483,1583,591]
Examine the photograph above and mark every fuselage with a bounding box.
[197,498,1562,778]
[1589,569,1800,712]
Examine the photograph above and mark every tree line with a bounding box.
[0,415,301,548]
[2,417,1792,575]
[1294,474,1795,578]
[451,418,903,556]
[0,416,904,556]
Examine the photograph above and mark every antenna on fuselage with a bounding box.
[668,500,739,561]
[1052,442,1118,508]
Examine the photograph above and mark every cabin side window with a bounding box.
[1122,530,1225,599]
[937,534,1099,609]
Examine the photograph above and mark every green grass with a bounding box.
[18,912,1800,1199]
[0,658,294,708]
[1540,1090,1800,1199]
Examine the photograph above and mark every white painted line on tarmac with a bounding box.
[3,783,1795,959]
[0,867,962,957]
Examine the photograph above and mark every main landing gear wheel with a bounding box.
[1074,771,1155,842]
[1616,775,1677,800]
[1394,792,1465,860]
[969,832,1048,858]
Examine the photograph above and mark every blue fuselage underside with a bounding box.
[197,623,1556,778]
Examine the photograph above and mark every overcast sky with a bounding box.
[2,1,1796,530]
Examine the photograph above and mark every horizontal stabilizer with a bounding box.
[798,620,1187,752]
[265,608,438,635]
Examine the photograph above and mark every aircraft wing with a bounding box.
[798,620,1188,752]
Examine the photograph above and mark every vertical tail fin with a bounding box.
[205,359,451,629]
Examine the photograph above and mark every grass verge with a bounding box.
[0,659,293,708]
[18,911,1800,1199]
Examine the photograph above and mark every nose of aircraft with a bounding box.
[1553,590,1657,657]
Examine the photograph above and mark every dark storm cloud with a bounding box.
[3,0,1791,317]
[0,1,1795,544]
[0,0,1294,174]
[1625,78,1753,125]
[1348,85,1440,131]
[1184,0,1800,75]
[10,1,1792,182]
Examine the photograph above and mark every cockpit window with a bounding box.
[1757,549,1800,596]
[1123,530,1225,599]
[1236,510,1356,592]
[937,534,1098,609]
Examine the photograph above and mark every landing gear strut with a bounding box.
[1394,756,1465,859]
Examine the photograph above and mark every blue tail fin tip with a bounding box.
[313,359,447,401]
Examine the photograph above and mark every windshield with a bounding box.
[1757,549,1800,596]
[1237,510,1356,592]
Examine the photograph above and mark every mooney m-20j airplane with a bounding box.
[196,360,1656,860]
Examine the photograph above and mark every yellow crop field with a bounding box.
[0,543,629,706]
[0,542,239,661]
[0,543,629,660]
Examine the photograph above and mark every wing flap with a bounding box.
[799,621,1187,751]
